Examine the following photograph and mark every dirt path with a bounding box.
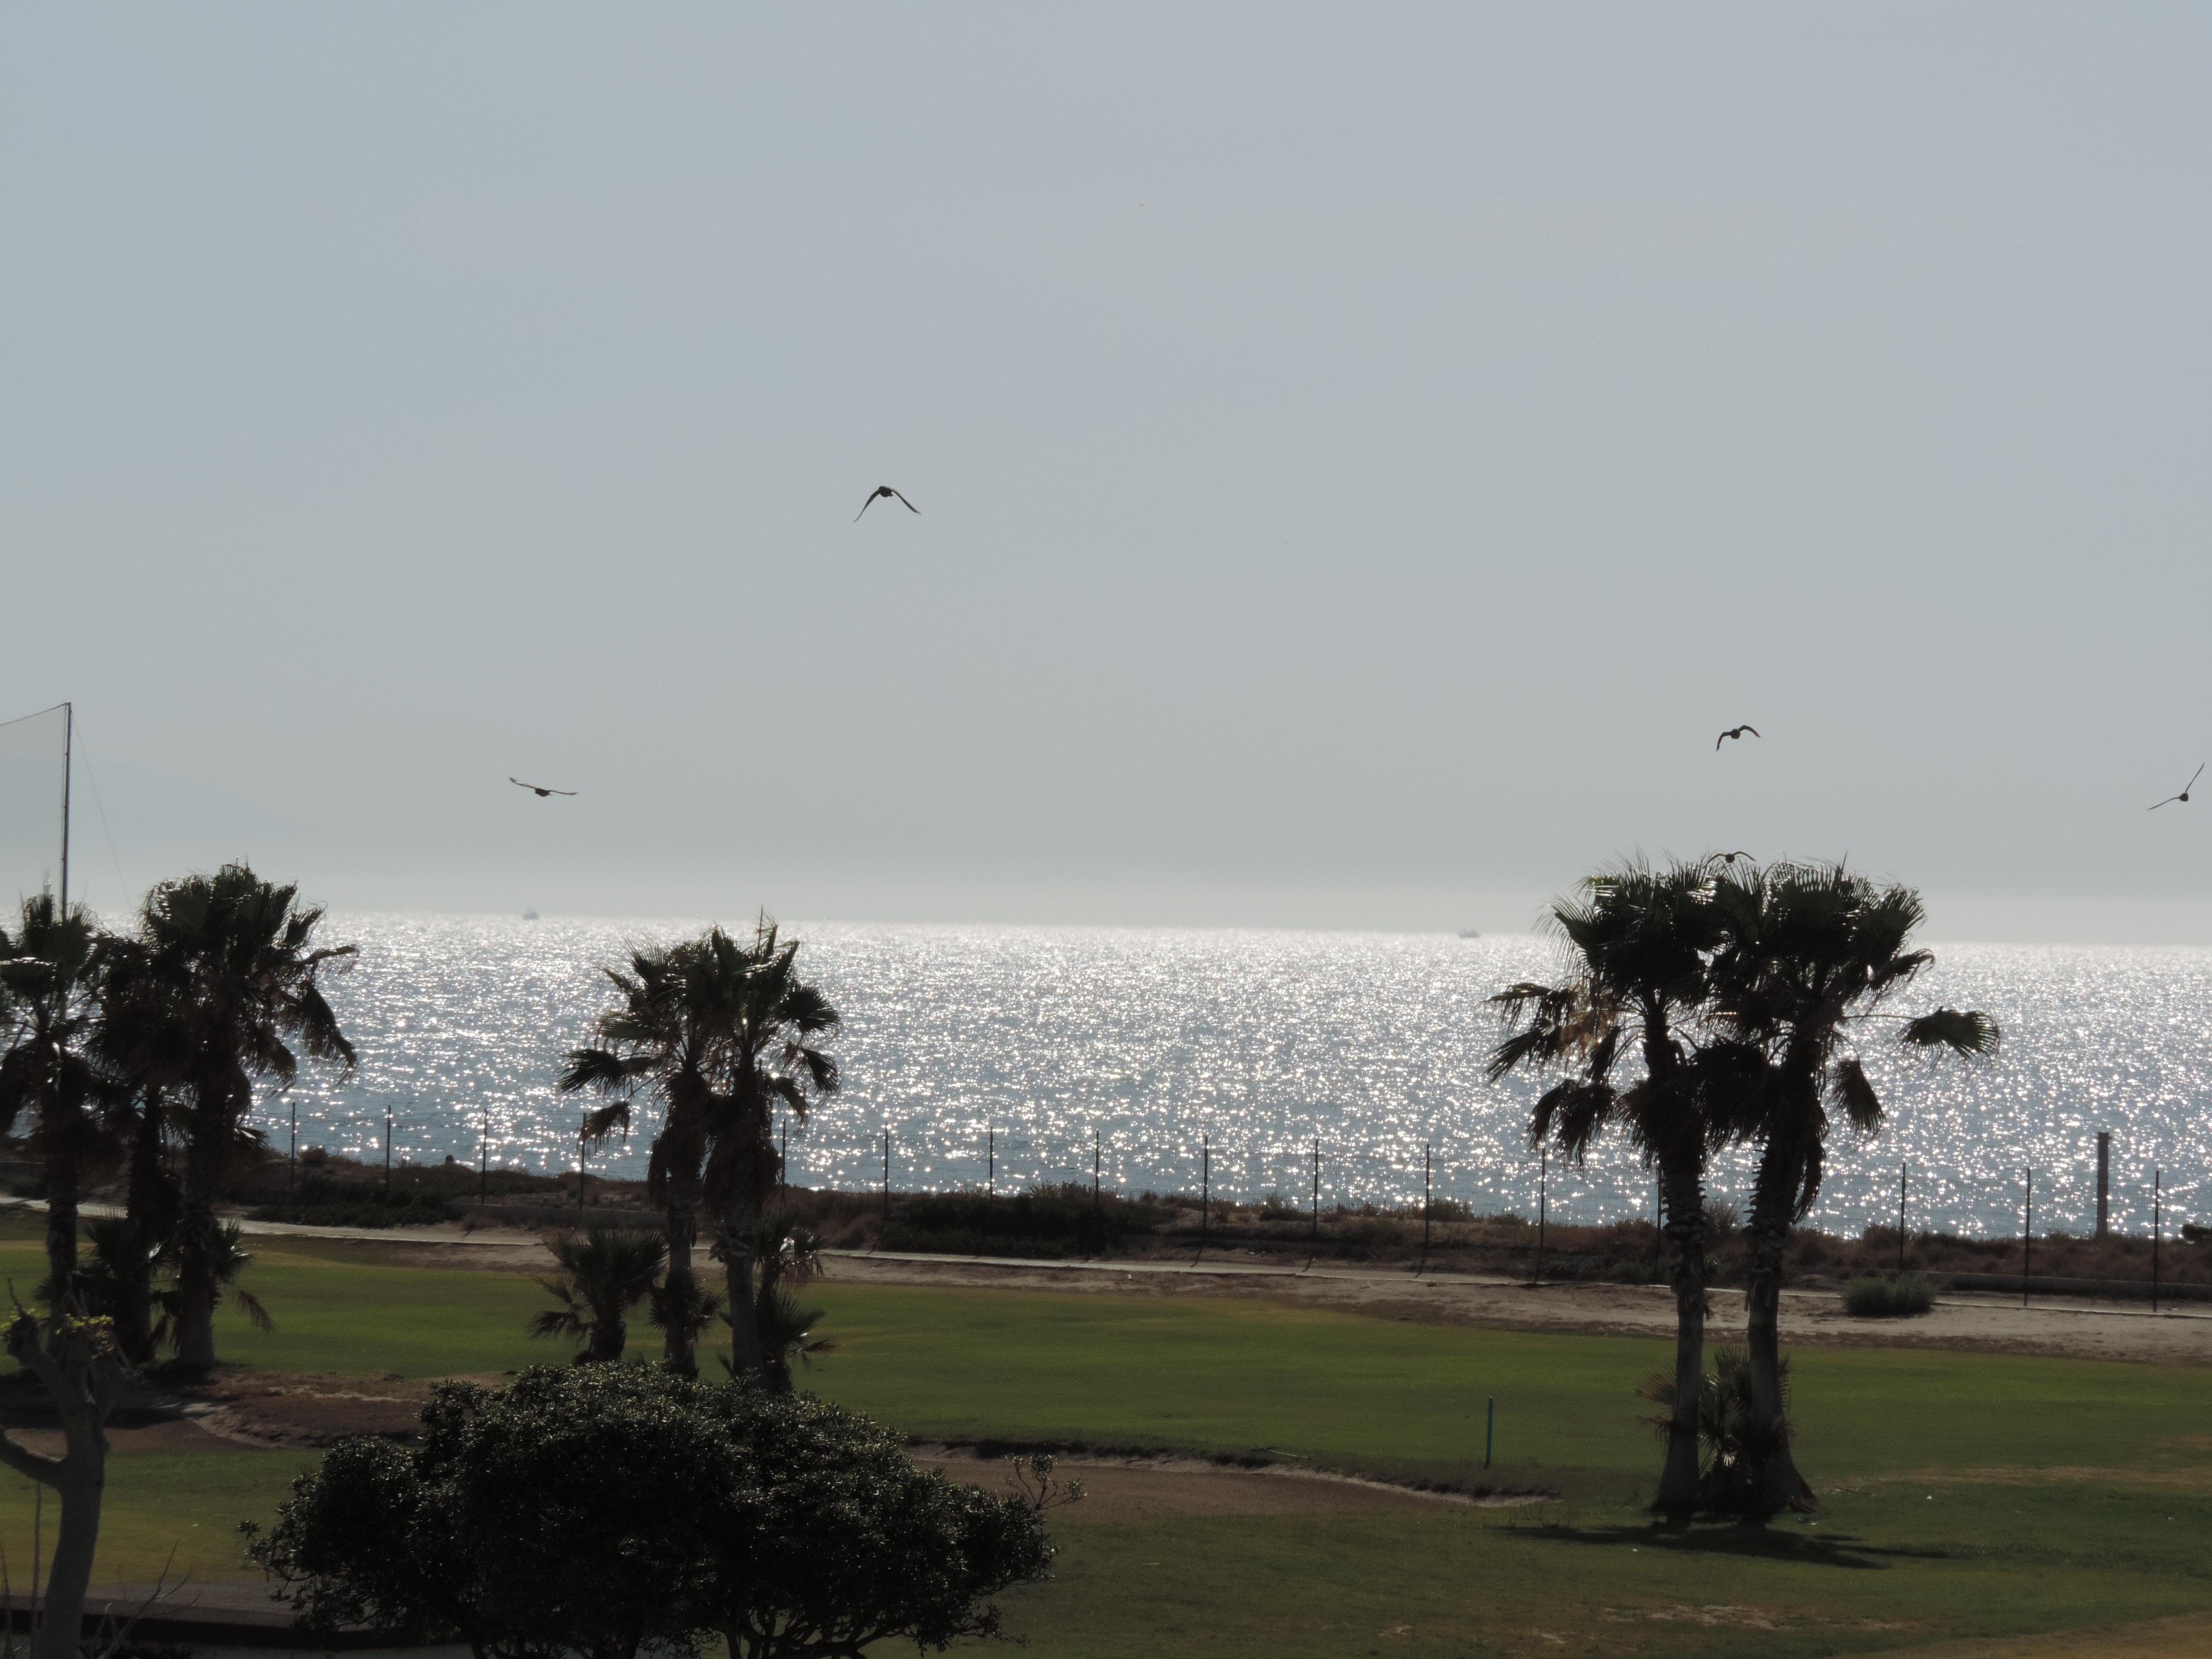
[914,1447,1507,1519]
[822,1251,2212,1365]
[12,1199,2205,1364]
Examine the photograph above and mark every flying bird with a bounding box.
[854,485,919,521]
[1714,850,1755,867]
[1715,724,1761,750]
[510,778,577,798]
[2149,764,2204,810]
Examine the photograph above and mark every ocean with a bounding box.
[266,915,2212,1239]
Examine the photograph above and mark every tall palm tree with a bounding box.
[561,933,740,1378]
[1490,859,1730,1517]
[103,865,355,1369]
[0,892,121,1301]
[698,919,839,1382]
[86,949,184,1365]
[563,917,838,1383]
[530,1225,668,1364]
[1707,861,1996,1512]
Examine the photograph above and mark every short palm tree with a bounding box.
[146,1222,273,1351]
[0,892,120,1301]
[100,865,355,1368]
[1707,860,1996,1512]
[736,1207,831,1393]
[563,917,838,1383]
[1490,859,1730,1517]
[531,1225,668,1364]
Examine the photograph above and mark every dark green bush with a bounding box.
[246,1366,1059,1659]
[251,1176,450,1229]
[1841,1273,1935,1317]
[880,1189,1171,1259]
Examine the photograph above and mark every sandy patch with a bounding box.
[915,1447,1506,1520]
[817,1253,2212,1366]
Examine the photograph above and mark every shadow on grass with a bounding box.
[1521,1517,1957,1572]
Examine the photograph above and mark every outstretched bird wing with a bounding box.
[510,778,577,796]
[891,488,919,513]
[2151,762,2205,809]
[854,491,880,521]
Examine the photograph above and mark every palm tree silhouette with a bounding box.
[0,892,120,1302]
[563,917,839,1383]
[531,1225,668,1364]
[1489,860,1729,1517]
[1707,861,1996,1512]
[99,864,354,1368]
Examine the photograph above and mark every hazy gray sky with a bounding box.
[5,5,2210,940]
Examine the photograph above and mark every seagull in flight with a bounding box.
[854,485,920,521]
[1714,850,1756,867]
[1715,724,1760,750]
[510,777,577,798]
[2149,764,2204,810]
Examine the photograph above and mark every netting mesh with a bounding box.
[0,703,68,915]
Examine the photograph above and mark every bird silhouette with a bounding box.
[510,778,577,798]
[1715,724,1761,750]
[1714,850,1755,867]
[2149,764,2204,810]
[854,486,919,521]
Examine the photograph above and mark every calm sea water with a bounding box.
[263,916,2212,1239]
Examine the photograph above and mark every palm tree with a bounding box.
[563,917,838,1384]
[86,949,184,1364]
[0,893,120,1301]
[1707,860,1996,1512]
[102,865,355,1369]
[735,1207,831,1393]
[561,933,743,1378]
[530,1225,668,1364]
[146,1222,273,1352]
[1489,859,1730,1517]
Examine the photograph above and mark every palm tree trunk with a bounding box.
[1744,1129,1811,1513]
[116,1099,168,1365]
[42,1149,78,1308]
[1653,1158,1707,1516]
[721,1212,763,1382]
[173,1098,228,1370]
[662,1191,699,1378]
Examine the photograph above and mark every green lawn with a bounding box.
[0,1219,2203,1653]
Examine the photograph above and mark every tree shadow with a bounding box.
[1519,1518,1955,1572]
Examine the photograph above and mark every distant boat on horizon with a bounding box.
[522,909,540,922]
[1457,927,1481,939]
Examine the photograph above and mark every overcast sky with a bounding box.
[4,5,2210,940]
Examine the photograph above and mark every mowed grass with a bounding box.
[0,1215,2203,1652]
[801,1283,2212,1489]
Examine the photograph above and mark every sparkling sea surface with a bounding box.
[263,916,2212,1238]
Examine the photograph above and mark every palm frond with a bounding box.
[1902,1008,1999,1055]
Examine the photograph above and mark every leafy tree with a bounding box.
[0,1306,135,1659]
[96,865,354,1368]
[530,1225,668,1364]
[0,893,122,1300]
[247,1366,1063,1659]
[1489,859,1731,1517]
[1706,860,1996,1511]
[562,918,838,1382]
